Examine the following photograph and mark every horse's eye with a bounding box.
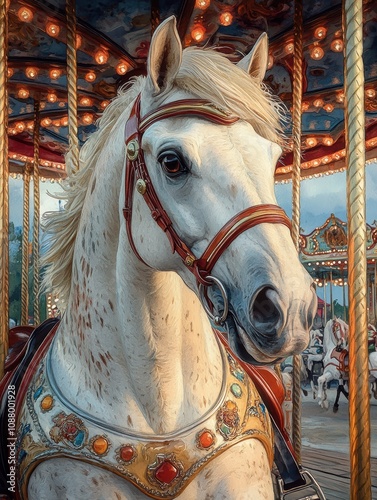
[158,153,187,178]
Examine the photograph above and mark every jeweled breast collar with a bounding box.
[16,335,273,499]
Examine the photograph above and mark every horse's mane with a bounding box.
[41,46,287,305]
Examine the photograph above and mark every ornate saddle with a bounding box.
[0,319,59,498]
[330,347,349,373]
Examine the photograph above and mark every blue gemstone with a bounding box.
[73,430,85,447]
[259,403,266,414]
[234,370,245,382]
[33,386,43,400]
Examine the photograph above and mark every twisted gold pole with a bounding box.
[0,0,8,379]
[291,0,303,462]
[32,103,40,326]
[66,0,79,172]
[21,163,31,325]
[343,1,371,498]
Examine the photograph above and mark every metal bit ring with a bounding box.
[198,275,229,326]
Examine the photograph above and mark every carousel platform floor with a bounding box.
[298,386,377,500]
[301,447,377,500]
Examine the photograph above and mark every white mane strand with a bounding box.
[41,47,286,304]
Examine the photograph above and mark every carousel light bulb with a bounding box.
[61,116,69,126]
[46,22,60,38]
[100,100,110,109]
[305,137,317,148]
[331,39,343,52]
[322,156,330,164]
[15,122,25,133]
[47,92,57,103]
[313,98,324,108]
[7,67,13,78]
[195,0,210,9]
[85,71,96,82]
[116,61,129,75]
[267,54,274,69]
[314,26,327,39]
[284,42,294,55]
[17,88,29,99]
[79,96,93,106]
[219,11,233,26]
[310,45,324,60]
[76,34,82,49]
[301,101,310,111]
[25,67,38,79]
[26,121,34,131]
[336,91,345,103]
[82,113,94,125]
[366,88,376,98]
[49,68,62,80]
[17,6,33,22]
[323,103,334,112]
[94,49,109,65]
[41,118,52,127]
[191,25,206,42]
[52,119,61,127]
[323,136,334,146]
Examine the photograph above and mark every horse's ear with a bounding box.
[237,33,268,83]
[146,16,182,95]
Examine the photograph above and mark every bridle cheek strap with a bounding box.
[123,95,292,285]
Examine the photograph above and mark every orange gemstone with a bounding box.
[225,400,237,411]
[92,436,109,455]
[199,430,214,448]
[40,395,53,411]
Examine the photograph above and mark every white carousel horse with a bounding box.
[316,318,349,410]
[12,17,316,499]
[302,328,324,398]
[368,324,377,399]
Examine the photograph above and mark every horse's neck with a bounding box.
[50,172,223,435]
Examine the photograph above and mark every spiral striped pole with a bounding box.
[0,0,8,379]
[343,1,371,498]
[291,0,304,462]
[21,163,31,325]
[66,0,79,172]
[32,102,40,326]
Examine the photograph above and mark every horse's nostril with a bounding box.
[250,286,282,335]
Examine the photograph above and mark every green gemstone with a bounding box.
[231,383,242,398]
[220,423,231,435]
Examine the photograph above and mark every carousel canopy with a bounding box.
[7,0,377,180]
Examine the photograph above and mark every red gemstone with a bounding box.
[155,461,178,484]
[120,445,135,462]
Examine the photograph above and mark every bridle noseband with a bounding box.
[123,94,292,312]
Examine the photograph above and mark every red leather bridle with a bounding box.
[123,94,292,286]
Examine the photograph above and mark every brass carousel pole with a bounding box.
[291,0,304,462]
[21,163,31,325]
[0,0,8,379]
[32,103,40,326]
[66,0,79,172]
[343,0,371,498]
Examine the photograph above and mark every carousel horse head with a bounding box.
[44,16,317,365]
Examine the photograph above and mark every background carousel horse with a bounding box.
[316,318,349,411]
[368,324,377,399]
[302,328,324,398]
[2,17,317,500]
